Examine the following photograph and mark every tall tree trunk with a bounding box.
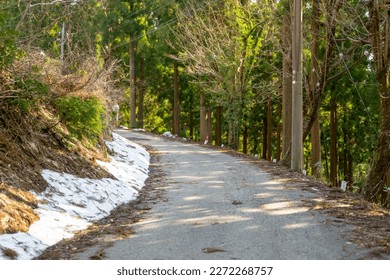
[385,168,390,207]
[189,92,194,140]
[129,38,136,128]
[66,21,72,72]
[207,108,213,144]
[252,130,259,156]
[200,92,207,143]
[276,99,282,161]
[386,168,390,189]
[228,111,239,149]
[262,117,267,160]
[361,0,390,204]
[233,123,239,150]
[324,139,329,178]
[330,97,338,187]
[310,0,321,178]
[348,151,353,186]
[266,98,273,161]
[215,106,222,146]
[137,57,145,129]
[243,125,248,154]
[60,22,66,74]
[311,117,321,176]
[173,62,180,135]
[228,122,233,148]
[200,92,211,144]
[343,127,348,182]
[291,0,303,171]
[282,3,292,158]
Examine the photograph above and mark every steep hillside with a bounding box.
[0,52,117,235]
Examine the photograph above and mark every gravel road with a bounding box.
[77,130,367,260]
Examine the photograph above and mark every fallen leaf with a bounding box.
[202,247,226,254]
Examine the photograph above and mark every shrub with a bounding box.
[55,96,106,145]
[10,78,49,113]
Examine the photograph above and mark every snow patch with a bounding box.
[162,131,174,138]
[0,133,149,260]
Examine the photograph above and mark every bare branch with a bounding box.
[28,0,73,8]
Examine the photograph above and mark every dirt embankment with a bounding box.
[0,107,112,234]
[0,52,116,236]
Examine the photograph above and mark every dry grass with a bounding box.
[1,247,18,260]
[90,250,106,260]
[0,183,39,234]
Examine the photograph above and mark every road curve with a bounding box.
[81,130,366,260]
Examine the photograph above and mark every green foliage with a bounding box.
[16,78,49,96]
[12,99,34,114]
[55,96,106,145]
[10,78,49,113]
[0,10,21,68]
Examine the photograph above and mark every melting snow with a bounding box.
[0,133,149,260]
